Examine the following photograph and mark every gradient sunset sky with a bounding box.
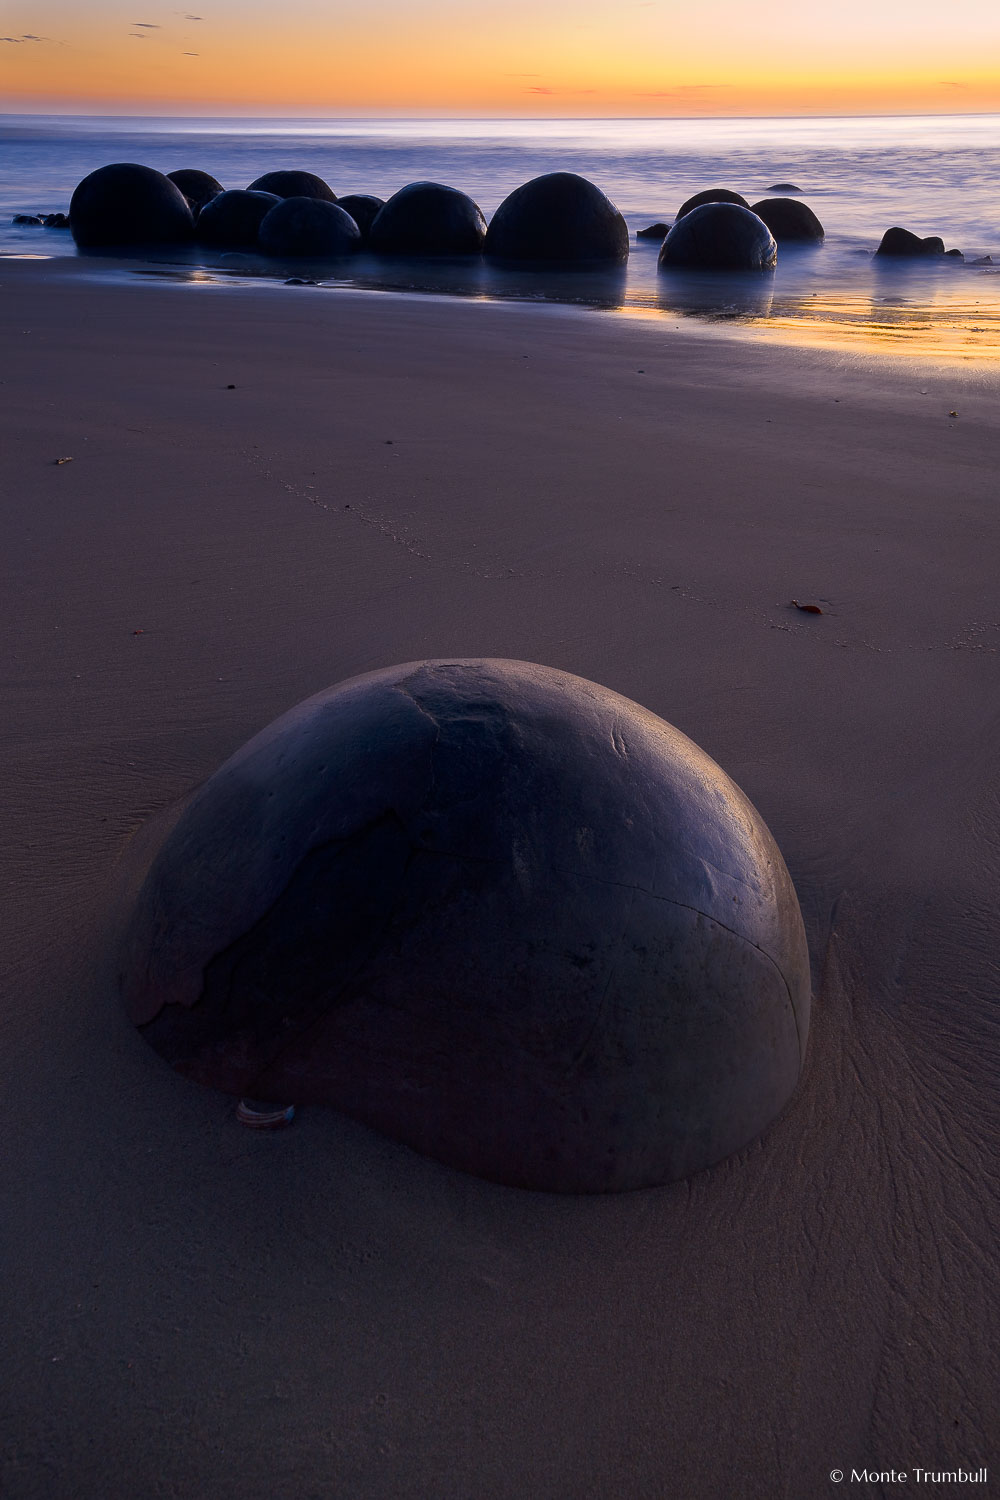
[3,0,998,116]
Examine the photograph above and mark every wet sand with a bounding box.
[1,258,997,1499]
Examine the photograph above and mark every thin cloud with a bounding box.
[3,32,49,41]
[186,13,203,18]
[1,36,24,42]
[184,50,199,55]
[527,86,554,94]
[939,80,965,88]
[133,21,161,26]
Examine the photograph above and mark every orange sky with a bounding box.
[3,0,999,114]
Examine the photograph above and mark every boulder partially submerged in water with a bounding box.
[259,197,361,256]
[336,193,385,242]
[120,658,811,1193]
[875,226,946,257]
[676,187,749,220]
[750,197,824,242]
[636,222,671,240]
[196,189,280,248]
[485,172,629,265]
[659,203,777,271]
[167,169,224,216]
[247,169,337,202]
[369,182,487,256]
[70,163,195,248]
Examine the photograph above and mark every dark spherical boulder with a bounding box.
[196,189,280,248]
[484,172,629,265]
[767,182,802,192]
[246,169,336,202]
[750,197,824,242]
[335,193,385,242]
[875,227,946,257]
[659,203,777,271]
[258,197,361,257]
[167,168,224,215]
[119,658,810,1193]
[70,163,194,248]
[676,187,749,220]
[369,182,486,257]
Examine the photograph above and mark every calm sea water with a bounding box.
[3,112,1000,357]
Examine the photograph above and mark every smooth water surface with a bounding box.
[3,112,999,358]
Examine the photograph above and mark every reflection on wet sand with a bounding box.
[75,239,999,362]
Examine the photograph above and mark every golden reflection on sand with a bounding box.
[623,286,1000,363]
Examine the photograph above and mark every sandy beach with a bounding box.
[2,257,997,1498]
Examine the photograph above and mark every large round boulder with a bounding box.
[70,163,194,248]
[750,197,824,242]
[196,189,280,248]
[676,187,749,220]
[369,182,486,256]
[167,168,224,216]
[258,197,361,257]
[659,203,778,271]
[485,172,629,265]
[335,193,385,242]
[246,169,336,202]
[120,658,811,1193]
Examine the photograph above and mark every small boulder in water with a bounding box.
[259,197,361,257]
[335,193,385,242]
[369,182,487,257]
[659,203,777,271]
[70,163,195,248]
[750,198,824,242]
[636,222,671,240]
[875,227,946,257]
[767,182,802,192]
[13,214,42,226]
[485,172,629,265]
[197,189,280,248]
[247,170,336,202]
[676,187,748,220]
[43,212,70,229]
[167,169,224,215]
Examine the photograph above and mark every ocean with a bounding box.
[3,112,999,358]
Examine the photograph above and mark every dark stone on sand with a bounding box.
[70,163,195,248]
[259,197,361,257]
[335,193,385,242]
[196,189,280,248]
[43,213,70,228]
[120,658,811,1194]
[247,170,336,202]
[767,182,802,192]
[485,172,629,265]
[676,187,749,220]
[750,197,824,242]
[637,222,671,240]
[369,182,486,257]
[875,227,947,257]
[659,203,777,272]
[13,214,42,225]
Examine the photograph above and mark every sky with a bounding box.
[2,0,999,116]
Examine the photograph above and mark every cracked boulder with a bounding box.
[120,659,811,1192]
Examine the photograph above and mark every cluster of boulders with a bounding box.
[16,162,978,273]
[58,161,632,266]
